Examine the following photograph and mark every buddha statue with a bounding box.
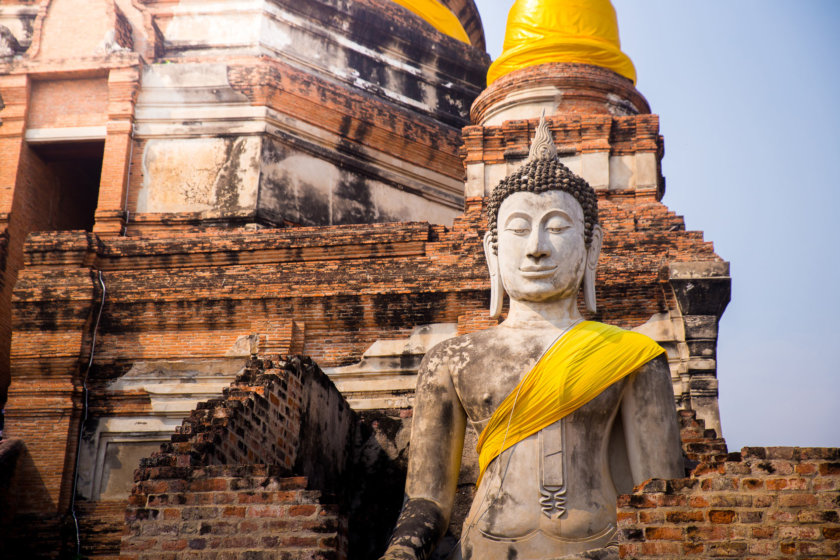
[380,117,684,560]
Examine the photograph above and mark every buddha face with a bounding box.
[496,190,588,303]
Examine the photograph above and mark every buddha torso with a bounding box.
[433,325,629,559]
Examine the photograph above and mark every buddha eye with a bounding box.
[544,215,572,234]
[504,216,531,235]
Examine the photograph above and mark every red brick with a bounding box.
[819,462,840,475]
[288,505,317,517]
[823,527,840,540]
[751,526,775,539]
[641,541,681,555]
[779,493,818,507]
[708,510,736,524]
[766,478,789,490]
[645,527,684,541]
[796,462,818,475]
[161,539,188,551]
[665,510,705,523]
[706,541,748,557]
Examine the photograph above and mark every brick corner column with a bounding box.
[93,65,140,236]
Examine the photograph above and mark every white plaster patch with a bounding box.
[465,163,485,198]
[559,154,582,177]
[163,10,260,49]
[139,62,238,93]
[138,136,260,214]
[259,10,292,52]
[77,416,184,500]
[484,163,509,196]
[580,151,609,190]
[226,334,259,356]
[482,85,564,127]
[635,152,658,189]
[609,154,636,191]
[368,180,459,225]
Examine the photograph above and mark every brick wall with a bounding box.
[121,356,356,560]
[28,78,108,128]
[123,468,345,560]
[36,0,115,60]
[618,447,840,559]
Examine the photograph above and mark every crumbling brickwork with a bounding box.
[124,468,345,560]
[618,447,840,559]
[122,356,355,560]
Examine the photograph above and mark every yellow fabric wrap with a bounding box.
[487,0,636,85]
[475,321,663,486]
[390,0,471,44]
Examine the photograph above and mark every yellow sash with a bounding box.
[475,321,664,486]
[390,0,471,44]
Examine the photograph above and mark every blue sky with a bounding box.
[473,0,840,450]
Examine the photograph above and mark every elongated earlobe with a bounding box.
[484,231,505,318]
[583,225,603,313]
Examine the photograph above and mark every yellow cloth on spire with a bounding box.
[475,321,663,486]
[487,0,636,85]
[390,0,471,44]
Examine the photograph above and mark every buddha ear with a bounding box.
[484,231,505,318]
[583,224,603,313]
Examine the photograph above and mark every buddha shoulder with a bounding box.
[418,327,553,387]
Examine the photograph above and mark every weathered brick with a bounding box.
[779,493,818,507]
[819,462,840,476]
[707,541,748,557]
[665,510,705,523]
[823,527,840,540]
[645,527,684,540]
[708,510,736,524]
[751,526,775,539]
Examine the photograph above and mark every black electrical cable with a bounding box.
[70,270,106,557]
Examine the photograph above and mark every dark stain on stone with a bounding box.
[334,174,377,224]
[214,137,246,213]
[365,411,403,443]
[346,47,386,89]
[296,183,331,225]
[757,461,775,474]
[332,295,364,330]
[438,398,454,432]
[371,292,447,329]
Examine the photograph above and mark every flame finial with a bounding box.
[528,113,558,161]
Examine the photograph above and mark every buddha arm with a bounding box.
[381,350,467,560]
[620,354,685,483]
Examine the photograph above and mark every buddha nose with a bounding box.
[526,229,550,260]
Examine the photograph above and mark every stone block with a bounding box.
[683,315,719,340]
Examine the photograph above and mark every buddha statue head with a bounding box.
[484,116,603,317]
